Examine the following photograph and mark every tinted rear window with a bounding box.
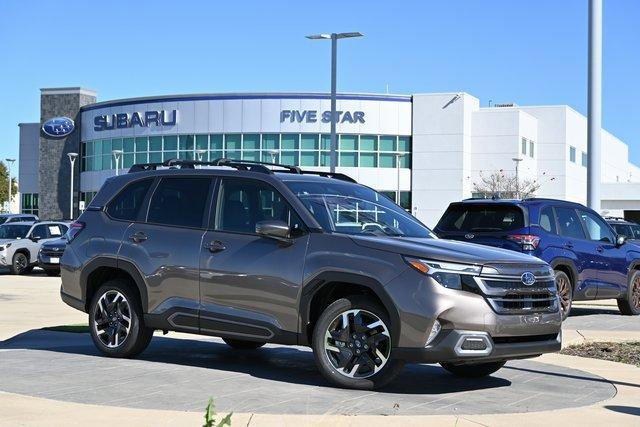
[438,204,525,232]
[106,179,153,221]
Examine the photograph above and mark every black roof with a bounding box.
[454,197,588,209]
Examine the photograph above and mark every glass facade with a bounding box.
[81,133,411,172]
[21,193,38,216]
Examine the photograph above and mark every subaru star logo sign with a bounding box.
[521,272,536,286]
[42,117,75,138]
[465,233,474,239]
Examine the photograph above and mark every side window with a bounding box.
[147,177,211,228]
[216,179,304,234]
[106,179,153,221]
[539,207,557,234]
[47,224,64,238]
[31,224,49,239]
[555,208,586,240]
[578,210,615,243]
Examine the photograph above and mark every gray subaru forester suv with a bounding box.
[60,159,562,390]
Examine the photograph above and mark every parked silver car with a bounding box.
[0,221,69,274]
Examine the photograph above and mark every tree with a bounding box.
[473,170,540,199]
[0,161,19,211]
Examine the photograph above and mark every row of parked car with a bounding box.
[0,214,69,276]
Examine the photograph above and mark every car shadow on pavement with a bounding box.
[569,307,622,317]
[505,365,640,390]
[604,405,640,416]
[1,329,511,395]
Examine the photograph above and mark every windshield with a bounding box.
[285,181,434,238]
[0,216,7,225]
[0,224,31,239]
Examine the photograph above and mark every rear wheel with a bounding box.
[312,296,404,390]
[555,270,573,320]
[89,280,153,358]
[222,338,265,350]
[440,360,506,378]
[10,253,30,275]
[618,270,640,315]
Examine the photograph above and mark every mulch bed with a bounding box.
[561,341,640,367]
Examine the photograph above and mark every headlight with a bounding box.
[404,257,481,290]
[0,243,10,251]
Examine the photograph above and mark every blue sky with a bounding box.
[1,0,639,164]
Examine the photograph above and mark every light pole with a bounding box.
[266,149,279,164]
[587,0,602,211]
[512,157,523,199]
[112,150,123,176]
[395,153,406,208]
[67,153,78,219]
[306,32,363,173]
[5,158,15,213]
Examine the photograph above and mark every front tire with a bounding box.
[89,280,153,358]
[618,270,640,315]
[312,296,404,390]
[555,270,573,320]
[222,338,265,350]
[440,360,506,378]
[10,252,30,275]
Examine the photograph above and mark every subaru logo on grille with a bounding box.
[521,272,536,286]
[42,117,75,138]
[465,233,475,239]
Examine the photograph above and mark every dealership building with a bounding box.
[18,87,640,226]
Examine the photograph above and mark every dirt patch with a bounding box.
[561,341,640,367]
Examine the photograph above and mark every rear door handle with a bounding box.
[129,231,148,243]
[205,240,226,253]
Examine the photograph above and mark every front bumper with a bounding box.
[394,329,561,364]
[38,254,62,270]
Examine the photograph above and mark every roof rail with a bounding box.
[128,158,356,182]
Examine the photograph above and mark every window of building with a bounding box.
[147,177,211,228]
[529,140,535,158]
[21,193,38,216]
[521,137,527,155]
[569,146,577,163]
[582,151,588,167]
[106,179,153,221]
[380,191,412,210]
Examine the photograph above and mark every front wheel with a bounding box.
[10,252,30,275]
[312,296,404,390]
[89,280,153,358]
[618,270,640,315]
[555,270,573,320]
[440,360,506,378]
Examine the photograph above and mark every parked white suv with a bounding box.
[0,221,69,274]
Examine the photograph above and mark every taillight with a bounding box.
[66,221,85,242]
[507,234,540,251]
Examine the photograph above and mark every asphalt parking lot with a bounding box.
[1,272,639,418]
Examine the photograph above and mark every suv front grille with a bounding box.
[42,248,65,257]
[475,276,558,315]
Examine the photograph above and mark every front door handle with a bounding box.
[205,240,226,253]
[564,242,574,249]
[596,246,604,253]
[129,231,148,243]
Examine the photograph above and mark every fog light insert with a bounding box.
[425,320,442,346]
[460,337,487,351]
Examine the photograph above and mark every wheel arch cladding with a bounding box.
[82,257,148,313]
[300,272,401,347]
[551,259,577,286]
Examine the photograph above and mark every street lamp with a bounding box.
[195,149,207,163]
[112,150,123,176]
[395,153,406,208]
[5,158,15,213]
[67,153,78,219]
[512,157,523,199]
[266,149,279,163]
[306,32,363,173]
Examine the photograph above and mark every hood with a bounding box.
[350,235,547,267]
[41,238,67,249]
[0,238,16,246]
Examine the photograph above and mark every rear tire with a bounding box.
[312,296,404,390]
[10,252,30,275]
[440,360,506,378]
[555,270,573,320]
[89,279,153,358]
[222,338,265,350]
[617,270,640,315]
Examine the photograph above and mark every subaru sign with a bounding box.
[42,117,75,138]
[280,110,365,124]
[521,272,536,286]
[94,110,178,131]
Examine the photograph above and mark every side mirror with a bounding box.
[256,220,292,243]
[30,235,41,242]
[616,235,626,247]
